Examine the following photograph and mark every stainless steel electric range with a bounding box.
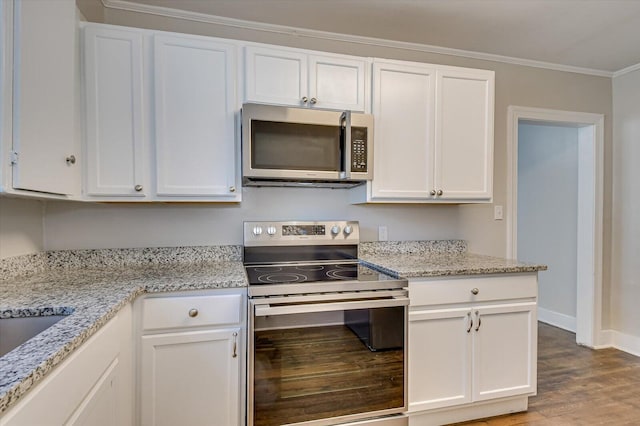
[244,221,408,426]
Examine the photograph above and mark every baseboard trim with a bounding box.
[408,396,529,426]
[599,329,640,357]
[537,308,576,333]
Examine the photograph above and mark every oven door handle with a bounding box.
[254,296,409,317]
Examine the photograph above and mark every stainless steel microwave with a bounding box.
[241,103,373,188]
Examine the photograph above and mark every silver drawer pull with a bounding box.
[188,308,198,318]
[471,288,479,295]
[232,332,238,358]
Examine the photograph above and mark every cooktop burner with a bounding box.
[245,262,359,285]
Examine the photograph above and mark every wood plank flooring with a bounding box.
[456,323,640,425]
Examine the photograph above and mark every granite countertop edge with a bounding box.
[0,260,248,415]
[360,252,548,279]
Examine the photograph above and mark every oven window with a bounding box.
[252,306,405,426]
[251,120,341,171]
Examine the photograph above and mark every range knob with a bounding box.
[343,225,353,235]
[252,226,263,236]
[266,226,277,236]
[330,225,341,235]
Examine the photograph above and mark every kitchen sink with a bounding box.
[0,314,68,357]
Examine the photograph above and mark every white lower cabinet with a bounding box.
[136,289,245,426]
[409,307,472,410]
[408,274,537,425]
[0,305,133,426]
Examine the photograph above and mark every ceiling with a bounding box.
[109,0,640,75]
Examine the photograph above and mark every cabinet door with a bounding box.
[434,68,494,200]
[140,328,241,426]
[11,0,79,195]
[244,45,307,107]
[370,61,435,200]
[308,55,367,112]
[154,35,238,198]
[83,26,146,197]
[472,302,537,401]
[65,359,119,426]
[408,307,472,411]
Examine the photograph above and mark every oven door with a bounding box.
[248,290,408,426]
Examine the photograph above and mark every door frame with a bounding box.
[506,106,604,348]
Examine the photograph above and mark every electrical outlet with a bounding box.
[494,205,503,220]
[378,225,388,241]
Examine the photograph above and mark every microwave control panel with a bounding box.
[351,127,368,172]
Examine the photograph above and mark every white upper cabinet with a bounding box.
[244,45,368,112]
[9,0,80,196]
[154,34,239,198]
[81,24,241,202]
[370,61,436,200]
[79,22,492,203]
[434,68,494,201]
[83,25,146,198]
[353,59,494,204]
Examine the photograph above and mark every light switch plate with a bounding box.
[378,225,388,241]
[494,205,503,220]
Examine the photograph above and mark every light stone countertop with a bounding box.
[359,240,547,278]
[0,247,247,415]
[360,252,547,278]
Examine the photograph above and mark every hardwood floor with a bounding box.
[456,323,640,425]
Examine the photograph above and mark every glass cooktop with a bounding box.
[245,262,395,285]
[245,262,357,285]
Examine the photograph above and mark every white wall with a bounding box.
[611,69,640,340]
[0,197,44,259]
[517,123,579,328]
[43,187,460,249]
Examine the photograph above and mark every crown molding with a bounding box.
[613,62,640,78]
[102,0,615,78]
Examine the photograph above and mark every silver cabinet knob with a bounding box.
[430,189,436,196]
[134,185,143,192]
[310,97,317,104]
[471,288,479,295]
[229,186,236,193]
[437,189,443,196]
[188,308,199,318]
[301,96,309,104]
[65,155,76,165]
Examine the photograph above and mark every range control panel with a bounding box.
[243,220,360,247]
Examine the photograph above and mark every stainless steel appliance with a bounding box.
[245,221,408,426]
[241,104,373,188]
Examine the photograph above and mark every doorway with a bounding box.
[506,106,604,348]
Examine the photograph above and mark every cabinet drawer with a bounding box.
[409,274,537,307]
[142,293,242,331]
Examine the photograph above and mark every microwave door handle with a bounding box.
[340,110,352,180]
